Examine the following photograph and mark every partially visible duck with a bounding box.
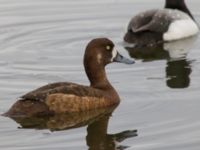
[4,38,134,117]
[124,0,199,45]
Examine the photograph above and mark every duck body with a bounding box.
[4,38,134,117]
[8,82,119,117]
[124,0,199,45]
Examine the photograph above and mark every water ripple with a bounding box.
[0,0,200,150]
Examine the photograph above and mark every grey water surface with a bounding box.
[0,0,200,150]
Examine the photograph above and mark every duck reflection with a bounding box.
[9,105,137,149]
[126,43,169,61]
[124,36,197,88]
[166,59,191,88]
[12,106,116,130]
[86,113,137,150]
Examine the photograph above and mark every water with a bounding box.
[0,0,200,149]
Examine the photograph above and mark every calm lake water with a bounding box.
[0,0,200,149]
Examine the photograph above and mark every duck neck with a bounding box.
[84,62,113,90]
[165,0,194,20]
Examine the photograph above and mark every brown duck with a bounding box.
[4,38,134,117]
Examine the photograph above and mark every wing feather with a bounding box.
[21,82,104,101]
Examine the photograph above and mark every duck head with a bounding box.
[84,38,134,88]
[84,38,134,66]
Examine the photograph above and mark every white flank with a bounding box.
[111,49,117,61]
[163,19,199,41]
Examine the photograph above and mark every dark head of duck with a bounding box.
[165,0,194,20]
[84,38,134,89]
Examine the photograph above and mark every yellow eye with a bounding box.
[106,45,111,51]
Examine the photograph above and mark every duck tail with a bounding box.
[2,99,53,118]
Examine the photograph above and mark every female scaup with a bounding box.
[4,38,134,117]
[124,0,199,45]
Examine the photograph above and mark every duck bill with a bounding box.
[113,52,135,64]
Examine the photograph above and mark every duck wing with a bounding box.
[21,82,103,101]
[128,9,158,32]
[129,9,188,33]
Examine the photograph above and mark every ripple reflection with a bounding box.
[124,36,197,88]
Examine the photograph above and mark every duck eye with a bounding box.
[106,45,111,51]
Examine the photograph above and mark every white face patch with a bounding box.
[97,53,102,64]
[111,49,117,62]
